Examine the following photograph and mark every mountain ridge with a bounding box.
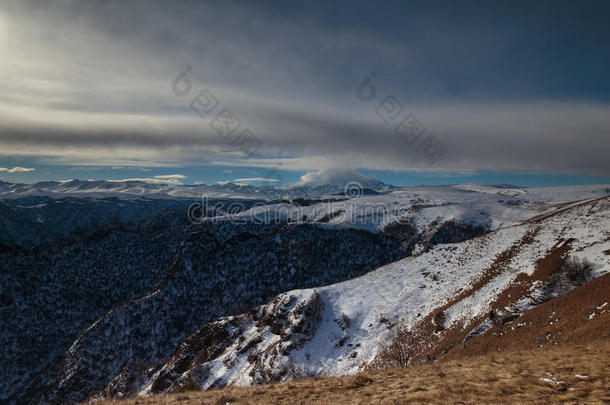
[8,195,608,403]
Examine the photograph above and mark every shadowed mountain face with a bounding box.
[0,196,263,248]
[9,224,405,403]
[1,194,492,403]
[1,215,387,400]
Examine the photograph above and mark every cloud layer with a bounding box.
[1,0,609,176]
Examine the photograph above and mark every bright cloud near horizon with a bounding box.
[0,167,36,173]
[0,0,609,187]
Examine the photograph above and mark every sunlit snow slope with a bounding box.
[130,196,610,397]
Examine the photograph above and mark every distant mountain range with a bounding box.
[0,176,395,201]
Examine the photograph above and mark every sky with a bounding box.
[1,0,609,187]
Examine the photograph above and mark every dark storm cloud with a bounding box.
[0,0,609,174]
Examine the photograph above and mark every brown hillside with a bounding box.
[97,339,609,405]
[444,272,610,360]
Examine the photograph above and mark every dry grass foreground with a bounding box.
[100,339,610,405]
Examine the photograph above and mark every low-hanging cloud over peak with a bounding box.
[295,168,383,188]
